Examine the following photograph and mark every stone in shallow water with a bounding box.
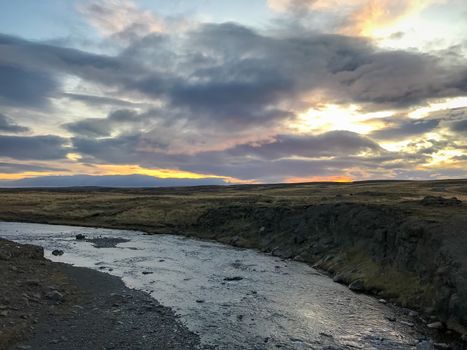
[223,276,243,281]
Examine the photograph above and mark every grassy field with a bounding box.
[0,180,465,232]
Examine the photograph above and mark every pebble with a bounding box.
[45,290,64,303]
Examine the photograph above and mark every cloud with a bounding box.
[64,118,113,137]
[438,107,467,135]
[0,162,66,174]
[0,113,29,133]
[227,131,383,159]
[1,24,466,133]
[0,135,69,160]
[448,119,467,134]
[63,109,142,137]
[368,116,440,140]
[267,0,441,36]
[70,130,386,180]
[0,7,465,183]
[62,93,142,107]
[78,0,164,41]
[0,64,58,108]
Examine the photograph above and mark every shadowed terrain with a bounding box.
[0,180,466,339]
[0,239,202,350]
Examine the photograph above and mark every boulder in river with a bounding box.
[75,234,86,240]
[51,250,64,256]
[223,276,243,281]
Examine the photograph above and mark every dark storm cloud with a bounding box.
[0,135,69,160]
[0,33,125,95]
[64,118,112,137]
[1,24,466,129]
[137,24,466,111]
[227,131,382,158]
[369,117,440,140]
[0,113,29,133]
[0,64,58,107]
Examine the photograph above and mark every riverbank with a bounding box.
[0,180,466,341]
[0,238,203,350]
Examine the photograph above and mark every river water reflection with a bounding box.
[0,222,424,349]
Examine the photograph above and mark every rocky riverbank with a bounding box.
[0,238,203,350]
[191,199,467,339]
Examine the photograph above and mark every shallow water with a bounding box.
[0,222,423,349]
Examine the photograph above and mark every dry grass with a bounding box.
[0,180,466,233]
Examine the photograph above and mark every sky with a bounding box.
[0,0,466,186]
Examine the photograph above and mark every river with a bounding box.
[0,222,425,349]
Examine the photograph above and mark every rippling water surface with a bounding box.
[0,222,423,349]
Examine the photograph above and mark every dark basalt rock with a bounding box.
[420,196,462,207]
[349,280,365,292]
[223,276,243,281]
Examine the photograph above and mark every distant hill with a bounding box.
[0,174,228,188]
